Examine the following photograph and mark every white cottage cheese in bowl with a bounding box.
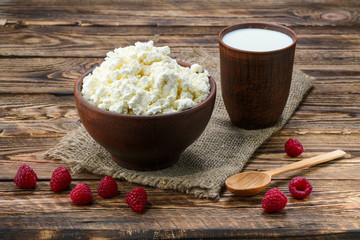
[81,41,210,115]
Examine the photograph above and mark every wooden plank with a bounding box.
[0,24,360,57]
[0,58,102,94]
[5,116,358,141]
[0,179,360,212]
[1,152,359,180]
[1,0,359,27]
[0,180,359,238]
[0,229,359,240]
[0,155,97,180]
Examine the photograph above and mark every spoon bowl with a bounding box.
[225,150,346,196]
[226,171,271,196]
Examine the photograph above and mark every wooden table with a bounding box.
[1,0,359,239]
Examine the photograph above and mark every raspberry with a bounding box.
[262,188,287,213]
[289,177,313,199]
[126,187,147,213]
[50,167,72,192]
[97,176,118,198]
[14,164,38,189]
[70,183,93,205]
[285,138,304,157]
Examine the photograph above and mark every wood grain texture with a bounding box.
[1,0,359,28]
[0,25,359,57]
[0,180,359,239]
[0,0,359,239]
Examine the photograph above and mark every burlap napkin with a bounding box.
[46,49,313,199]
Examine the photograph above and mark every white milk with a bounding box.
[222,28,293,52]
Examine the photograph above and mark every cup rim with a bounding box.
[218,22,297,54]
[74,61,217,119]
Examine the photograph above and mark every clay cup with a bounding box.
[219,23,297,129]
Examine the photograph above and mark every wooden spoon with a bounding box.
[225,150,346,196]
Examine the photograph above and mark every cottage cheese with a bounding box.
[81,41,211,115]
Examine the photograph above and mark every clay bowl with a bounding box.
[74,62,216,171]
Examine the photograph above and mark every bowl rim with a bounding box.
[74,61,216,119]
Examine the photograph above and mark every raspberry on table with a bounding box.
[262,188,287,213]
[70,183,93,205]
[50,167,72,192]
[285,138,304,157]
[126,187,147,213]
[97,176,118,198]
[14,164,38,189]
[289,177,313,199]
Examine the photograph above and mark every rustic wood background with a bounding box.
[0,0,359,239]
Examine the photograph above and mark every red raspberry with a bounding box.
[289,177,313,199]
[126,187,147,213]
[14,164,38,189]
[262,188,287,213]
[97,176,118,198]
[70,183,93,205]
[285,138,304,157]
[50,167,72,192]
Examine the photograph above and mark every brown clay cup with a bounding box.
[74,62,216,171]
[219,23,297,129]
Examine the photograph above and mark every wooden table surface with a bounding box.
[1,0,359,239]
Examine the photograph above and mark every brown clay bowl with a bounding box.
[74,62,216,171]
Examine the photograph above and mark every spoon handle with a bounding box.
[265,150,346,177]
